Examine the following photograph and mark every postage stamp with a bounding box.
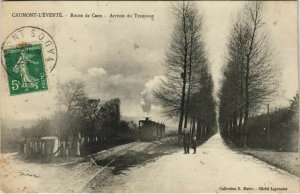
[3,44,48,95]
[1,26,57,96]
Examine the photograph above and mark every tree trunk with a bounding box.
[197,121,201,138]
[192,118,196,136]
[178,5,189,140]
[201,124,203,136]
[243,101,249,147]
[184,20,194,129]
[233,112,238,143]
[243,2,260,148]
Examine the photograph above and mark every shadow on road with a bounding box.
[84,133,217,192]
[110,144,179,175]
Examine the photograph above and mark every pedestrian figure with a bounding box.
[192,136,197,154]
[65,143,69,159]
[182,128,190,154]
[76,141,80,156]
[41,142,45,156]
[24,143,27,156]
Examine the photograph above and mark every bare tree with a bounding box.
[219,2,277,147]
[56,80,88,143]
[242,2,277,146]
[155,2,216,139]
[183,5,205,129]
[56,80,87,112]
[154,2,191,139]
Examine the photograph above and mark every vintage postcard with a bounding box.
[0,1,299,193]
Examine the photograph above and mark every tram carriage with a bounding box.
[138,117,165,141]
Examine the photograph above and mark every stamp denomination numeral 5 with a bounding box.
[11,80,19,91]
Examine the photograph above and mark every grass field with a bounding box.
[243,149,299,177]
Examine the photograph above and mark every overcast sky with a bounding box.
[1,1,298,129]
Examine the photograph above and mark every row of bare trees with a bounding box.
[154,2,216,140]
[218,2,277,147]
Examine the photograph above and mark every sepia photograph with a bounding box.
[0,1,299,193]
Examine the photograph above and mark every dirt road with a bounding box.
[93,134,299,193]
[1,134,299,193]
[0,139,179,192]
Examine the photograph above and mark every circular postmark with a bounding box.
[1,26,58,72]
[1,26,58,95]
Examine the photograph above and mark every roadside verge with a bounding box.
[242,149,299,177]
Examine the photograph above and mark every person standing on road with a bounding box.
[182,128,190,154]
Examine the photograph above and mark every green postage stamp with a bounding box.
[3,44,48,95]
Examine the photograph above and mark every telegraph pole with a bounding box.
[267,104,270,147]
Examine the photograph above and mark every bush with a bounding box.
[247,104,299,152]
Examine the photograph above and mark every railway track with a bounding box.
[52,142,144,192]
